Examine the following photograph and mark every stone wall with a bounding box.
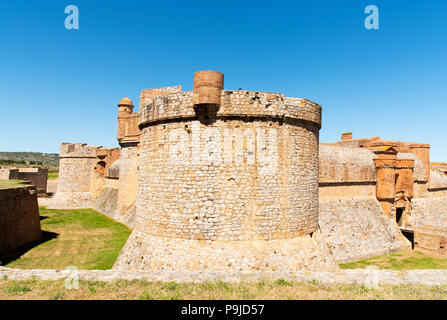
[319,145,377,198]
[429,169,447,190]
[410,198,447,228]
[16,168,48,195]
[319,145,377,184]
[92,186,118,221]
[319,198,411,263]
[116,146,138,227]
[0,168,48,195]
[0,186,41,259]
[49,143,119,210]
[414,226,447,256]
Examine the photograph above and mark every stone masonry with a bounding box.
[0,185,41,260]
[114,71,338,272]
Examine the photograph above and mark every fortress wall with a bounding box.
[414,226,447,256]
[139,86,182,108]
[319,197,411,263]
[135,118,319,241]
[319,145,377,185]
[116,146,138,228]
[16,168,48,195]
[48,143,97,209]
[429,169,447,190]
[414,181,429,198]
[49,143,120,210]
[409,170,447,255]
[318,145,377,199]
[410,198,447,228]
[319,184,376,198]
[115,229,337,272]
[116,86,338,272]
[410,169,447,230]
[92,185,118,221]
[0,186,41,259]
[0,168,48,195]
[91,174,120,221]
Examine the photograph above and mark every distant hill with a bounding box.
[0,152,59,166]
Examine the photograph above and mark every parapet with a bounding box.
[139,86,183,108]
[430,169,447,190]
[139,90,322,129]
[319,145,377,184]
[59,143,98,158]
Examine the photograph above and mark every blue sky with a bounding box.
[0,0,446,161]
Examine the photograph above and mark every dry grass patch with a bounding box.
[1,278,447,300]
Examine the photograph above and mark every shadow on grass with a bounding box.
[0,231,59,266]
[39,215,49,221]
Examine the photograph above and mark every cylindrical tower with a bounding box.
[114,71,336,272]
[117,96,134,142]
[118,96,134,114]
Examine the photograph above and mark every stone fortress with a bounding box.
[45,71,447,271]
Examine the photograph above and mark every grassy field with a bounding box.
[3,207,131,270]
[48,173,59,179]
[340,250,447,270]
[1,278,447,300]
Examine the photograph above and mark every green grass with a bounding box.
[340,250,447,270]
[0,179,28,189]
[48,173,59,179]
[2,278,447,300]
[3,207,131,270]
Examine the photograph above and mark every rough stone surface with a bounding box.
[319,145,377,184]
[0,186,41,259]
[116,146,138,228]
[410,198,447,228]
[92,187,118,220]
[114,229,337,272]
[430,169,447,190]
[398,153,426,182]
[319,197,411,263]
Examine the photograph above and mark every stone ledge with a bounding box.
[139,91,322,129]
[1,267,447,286]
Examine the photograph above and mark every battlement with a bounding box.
[139,90,322,129]
[59,143,98,158]
[139,86,183,108]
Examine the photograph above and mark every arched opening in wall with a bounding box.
[95,161,107,178]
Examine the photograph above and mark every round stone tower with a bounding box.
[114,71,337,272]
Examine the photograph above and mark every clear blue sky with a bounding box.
[0,1,446,161]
